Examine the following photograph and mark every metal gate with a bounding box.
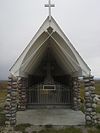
[27,84,71,106]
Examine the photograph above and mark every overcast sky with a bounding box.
[0,0,100,80]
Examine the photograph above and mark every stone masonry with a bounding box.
[17,77,27,111]
[72,77,81,111]
[5,75,98,126]
[84,76,97,125]
[5,75,17,126]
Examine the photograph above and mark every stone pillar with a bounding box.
[83,76,97,125]
[10,78,17,125]
[5,75,12,126]
[17,77,27,111]
[72,77,81,110]
[5,75,17,126]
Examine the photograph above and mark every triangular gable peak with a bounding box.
[10,16,91,77]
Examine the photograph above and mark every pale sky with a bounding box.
[0,0,100,80]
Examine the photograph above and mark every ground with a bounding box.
[16,109,85,126]
[0,80,100,133]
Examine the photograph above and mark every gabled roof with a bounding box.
[10,16,91,77]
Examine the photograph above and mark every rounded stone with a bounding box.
[84,78,90,82]
[94,120,97,124]
[91,112,96,116]
[85,87,89,91]
[90,81,95,85]
[7,93,11,97]
[86,115,91,121]
[73,82,77,85]
[5,121,10,125]
[18,105,21,108]
[85,92,90,97]
[6,114,11,117]
[12,92,17,96]
[92,115,97,120]
[92,103,96,108]
[85,113,90,116]
[93,98,97,103]
[86,103,91,107]
[91,94,96,98]
[90,86,95,91]
[5,101,10,106]
[77,99,81,102]
[86,108,92,112]
[85,98,91,102]
[74,97,77,101]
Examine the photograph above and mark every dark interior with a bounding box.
[28,47,72,88]
[27,47,73,107]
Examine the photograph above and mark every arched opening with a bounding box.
[26,45,73,108]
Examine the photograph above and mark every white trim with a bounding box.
[10,16,91,77]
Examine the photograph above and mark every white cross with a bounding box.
[45,0,55,21]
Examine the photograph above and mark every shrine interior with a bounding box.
[26,45,73,107]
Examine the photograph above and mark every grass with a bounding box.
[0,82,7,127]
[96,105,100,113]
[80,80,100,98]
[11,125,100,133]
[0,84,7,127]
[0,81,7,105]
[88,129,100,133]
[14,123,31,133]
[0,107,6,126]
[38,127,82,133]
[80,82,85,98]
[0,89,7,104]
[95,80,100,95]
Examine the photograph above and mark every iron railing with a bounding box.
[26,84,72,105]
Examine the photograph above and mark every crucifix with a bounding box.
[45,0,55,22]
